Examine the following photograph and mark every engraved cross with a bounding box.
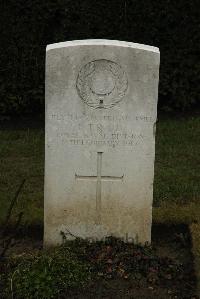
[75,152,124,224]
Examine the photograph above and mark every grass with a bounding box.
[0,129,44,225]
[154,115,200,206]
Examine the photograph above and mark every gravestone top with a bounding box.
[46,39,159,53]
[44,39,160,246]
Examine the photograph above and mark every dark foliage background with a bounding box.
[1,0,199,116]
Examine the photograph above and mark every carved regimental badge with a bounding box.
[76,59,128,109]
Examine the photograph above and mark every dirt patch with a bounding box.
[0,224,198,298]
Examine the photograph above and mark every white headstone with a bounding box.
[44,39,160,246]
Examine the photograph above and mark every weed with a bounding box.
[1,245,91,298]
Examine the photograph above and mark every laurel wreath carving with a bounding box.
[76,59,128,109]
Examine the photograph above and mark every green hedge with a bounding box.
[1,0,199,115]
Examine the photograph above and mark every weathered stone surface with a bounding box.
[44,39,160,246]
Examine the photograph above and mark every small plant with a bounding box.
[1,245,91,299]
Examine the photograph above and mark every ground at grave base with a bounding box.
[0,114,199,298]
[0,225,197,299]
